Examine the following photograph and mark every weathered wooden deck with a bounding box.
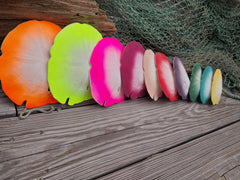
[0,89,240,180]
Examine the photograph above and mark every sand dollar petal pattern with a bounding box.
[0,20,61,108]
[90,37,124,107]
[48,23,103,105]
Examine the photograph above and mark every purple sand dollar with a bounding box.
[173,56,190,100]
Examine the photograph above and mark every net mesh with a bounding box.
[97,0,240,98]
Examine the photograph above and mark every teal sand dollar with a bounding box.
[200,66,213,104]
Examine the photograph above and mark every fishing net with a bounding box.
[97,0,240,99]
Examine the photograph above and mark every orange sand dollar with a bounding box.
[0,20,61,108]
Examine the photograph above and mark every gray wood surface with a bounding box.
[0,96,239,179]
[224,166,240,180]
[100,121,240,180]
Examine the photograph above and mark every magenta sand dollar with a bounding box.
[121,41,146,99]
[90,37,124,106]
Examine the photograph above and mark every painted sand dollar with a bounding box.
[155,53,178,101]
[211,69,222,105]
[173,56,190,100]
[189,63,202,102]
[48,23,102,105]
[143,49,163,101]
[121,41,146,99]
[0,20,61,108]
[200,66,213,104]
[90,37,124,106]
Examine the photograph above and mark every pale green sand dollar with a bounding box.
[48,23,102,105]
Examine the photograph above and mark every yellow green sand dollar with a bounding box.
[189,63,202,102]
[48,23,102,105]
[211,69,222,105]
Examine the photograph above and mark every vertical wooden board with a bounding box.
[0,0,116,42]
[99,122,240,180]
[0,97,239,179]
[0,89,16,118]
[224,166,240,180]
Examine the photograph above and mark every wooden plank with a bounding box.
[100,122,240,180]
[1,96,239,161]
[0,0,116,42]
[0,88,16,118]
[207,173,226,180]
[16,92,240,116]
[224,166,240,180]
[0,85,96,118]
[0,96,239,179]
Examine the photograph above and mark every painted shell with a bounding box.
[121,41,146,99]
[155,53,178,101]
[200,66,213,104]
[90,37,124,106]
[48,23,102,105]
[189,63,202,102]
[0,20,61,108]
[211,69,222,105]
[173,56,190,100]
[143,49,163,101]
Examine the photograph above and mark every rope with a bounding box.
[222,88,240,100]
[222,73,240,100]
[19,105,55,120]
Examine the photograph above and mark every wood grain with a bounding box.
[224,166,240,180]
[0,89,16,118]
[207,174,226,180]
[0,0,116,42]
[0,96,239,179]
[100,122,240,180]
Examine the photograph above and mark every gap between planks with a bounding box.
[16,98,97,117]
[93,118,240,179]
[10,94,240,118]
[223,166,240,180]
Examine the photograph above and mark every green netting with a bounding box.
[97,0,240,99]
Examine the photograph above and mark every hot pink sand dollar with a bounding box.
[90,37,124,106]
[121,41,146,99]
[155,53,178,101]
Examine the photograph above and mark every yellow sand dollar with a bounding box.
[211,69,222,105]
